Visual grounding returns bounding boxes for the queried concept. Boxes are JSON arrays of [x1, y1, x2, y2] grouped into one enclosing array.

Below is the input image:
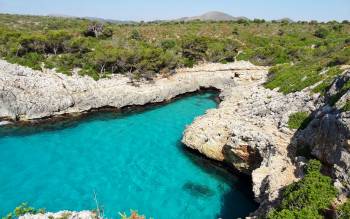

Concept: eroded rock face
[[0, 60, 266, 121], [297, 71, 350, 196], [182, 70, 318, 209]]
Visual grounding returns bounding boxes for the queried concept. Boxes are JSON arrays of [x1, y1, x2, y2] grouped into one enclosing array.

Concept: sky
[[0, 0, 349, 22]]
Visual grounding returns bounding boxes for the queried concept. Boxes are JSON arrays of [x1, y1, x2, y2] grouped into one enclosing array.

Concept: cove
[[0, 92, 257, 219]]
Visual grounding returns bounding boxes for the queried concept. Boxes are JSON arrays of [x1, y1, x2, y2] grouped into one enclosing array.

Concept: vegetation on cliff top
[[0, 14, 349, 87], [267, 160, 337, 219], [2, 203, 45, 219]]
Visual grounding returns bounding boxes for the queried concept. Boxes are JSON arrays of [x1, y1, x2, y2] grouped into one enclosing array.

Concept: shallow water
[[0, 92, 257, 219]]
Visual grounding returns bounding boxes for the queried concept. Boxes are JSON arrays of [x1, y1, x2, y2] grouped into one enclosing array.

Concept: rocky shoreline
[[1, 59, 350, 218], [182, 66, 319, 216], [0, 59, 266, 121]]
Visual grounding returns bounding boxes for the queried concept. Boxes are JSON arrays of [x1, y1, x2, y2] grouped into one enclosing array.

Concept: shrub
[[267, 160, 337, 219], [2, 203, 45, 219], [342, 101, 350, 112], [130, 29, 142, 40], [181, 35, 208, 62], [160, 39, 176, 50], [6, 52, 44, 70], [288, 112, 311, 130], [83, 22, 113, 39], [314, 27, 329, 38], [119, 211, 147, 219], [206, 39, 239, 63], [337, 200, 350, 219], [46, 30, 71, 55]]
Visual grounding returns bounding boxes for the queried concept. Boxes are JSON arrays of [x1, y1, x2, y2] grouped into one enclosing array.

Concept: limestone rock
[[182, 70, 317, 207], [0, 59, 266, 121], [297, 72, 350, 195], [19, 211, 98, 219]]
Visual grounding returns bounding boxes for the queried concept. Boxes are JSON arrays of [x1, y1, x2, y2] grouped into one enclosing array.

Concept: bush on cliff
[[2, 203, 45, 219], [337, 200, 350, 219], [119, 211, 148, 219], [267, 160, 337, 219], [287, 111, 311, 130]]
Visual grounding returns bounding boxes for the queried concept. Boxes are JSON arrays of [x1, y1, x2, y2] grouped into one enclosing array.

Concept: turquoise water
[[0, 92, 257, 219]]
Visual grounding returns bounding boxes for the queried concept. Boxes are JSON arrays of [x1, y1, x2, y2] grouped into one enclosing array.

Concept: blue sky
[[0, 0, 349, 21]]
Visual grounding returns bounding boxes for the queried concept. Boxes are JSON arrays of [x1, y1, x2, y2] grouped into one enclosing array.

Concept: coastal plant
[[119, 211, 148, 219], [1, 203, 45, 219], [287, 112, 311, 130], [337, 200, 350, 219], [267, 160, 337, 219], [342, 101, 350, 112]]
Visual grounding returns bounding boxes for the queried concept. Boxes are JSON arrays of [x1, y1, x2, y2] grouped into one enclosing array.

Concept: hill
[[178, 11, 248, 21]]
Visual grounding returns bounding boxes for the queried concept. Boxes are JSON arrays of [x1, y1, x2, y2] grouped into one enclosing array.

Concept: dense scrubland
[[0, 14, 349, 93]]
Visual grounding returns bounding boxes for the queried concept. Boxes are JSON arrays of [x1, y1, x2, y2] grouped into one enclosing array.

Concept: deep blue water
[[0, 92, 257, 219]]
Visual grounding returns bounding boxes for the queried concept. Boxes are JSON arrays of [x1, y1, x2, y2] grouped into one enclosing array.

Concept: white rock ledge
[[19, 211, 97, 219], [0, 60, 267, 121]]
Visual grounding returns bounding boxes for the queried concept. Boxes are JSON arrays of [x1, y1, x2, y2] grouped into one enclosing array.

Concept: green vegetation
[[119, 211, 149, 219], [342, 101, 350, 111], [287, 111, 311, 130], [337, 200, 350, 219], [0, 14, 349, 85], [267, 160, 337, 219], [2, 203, 45, 219], [326, 79, 350, 106]]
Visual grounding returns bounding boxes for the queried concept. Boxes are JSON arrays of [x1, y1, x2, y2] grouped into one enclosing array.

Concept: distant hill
[[275, 17, 294, 23], [178, 11, 248, 22], [47, 14, 136, 24]]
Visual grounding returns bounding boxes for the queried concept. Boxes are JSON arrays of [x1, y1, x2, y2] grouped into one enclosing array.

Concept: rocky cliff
[[182, 67, 318, 215], [296, 70, 350, 201], [0, 60, 266, 121]]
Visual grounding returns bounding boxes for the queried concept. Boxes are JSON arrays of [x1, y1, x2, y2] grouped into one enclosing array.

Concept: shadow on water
[[177, 141, 259, 218]]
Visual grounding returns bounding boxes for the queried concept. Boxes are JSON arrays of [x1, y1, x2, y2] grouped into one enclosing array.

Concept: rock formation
[[182, 66, 318, 215], [0, 59, 266, 121], [296, 70, 350, 199]]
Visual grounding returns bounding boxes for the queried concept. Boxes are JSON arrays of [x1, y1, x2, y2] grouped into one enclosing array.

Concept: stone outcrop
[[0, 59, 266, 121], [19, 211, 98, 219], [297, 70, 350, 198], [182, 65, 318, 215]]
